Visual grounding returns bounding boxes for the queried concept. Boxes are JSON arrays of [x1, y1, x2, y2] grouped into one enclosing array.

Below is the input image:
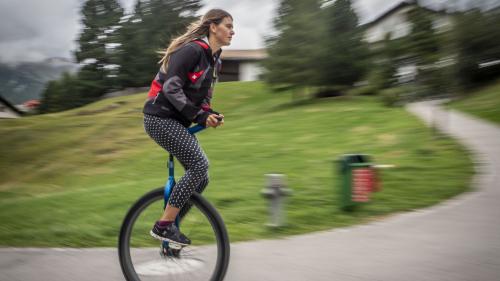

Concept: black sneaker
[[150, 223, 191, 246]]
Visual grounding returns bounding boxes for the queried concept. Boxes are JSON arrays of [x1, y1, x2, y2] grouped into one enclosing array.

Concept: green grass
[[0, 81, 474, 247], [448, 80, 500, 125]]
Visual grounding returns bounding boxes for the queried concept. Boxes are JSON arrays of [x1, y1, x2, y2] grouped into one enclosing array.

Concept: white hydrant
[[261, 174, 292, 227]]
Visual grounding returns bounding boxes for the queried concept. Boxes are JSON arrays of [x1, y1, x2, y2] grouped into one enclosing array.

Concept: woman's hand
[[206, 114, 224, 128]]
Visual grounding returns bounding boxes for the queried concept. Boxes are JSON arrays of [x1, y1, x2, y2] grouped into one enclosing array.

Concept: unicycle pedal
[[168, 241, 183, 250], [161, 246, 181, 258]]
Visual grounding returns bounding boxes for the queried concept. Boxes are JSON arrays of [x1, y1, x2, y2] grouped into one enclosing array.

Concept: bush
[[314, 85, 349, 98], [348, 84, 379, 96], [454, 10, 500, 91], [380, 87, 407, 107], [349, 68, 396, 96]]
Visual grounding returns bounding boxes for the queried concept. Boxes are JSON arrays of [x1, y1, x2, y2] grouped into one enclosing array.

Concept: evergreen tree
[[454, 9, 500, 91], [74, 0, 124, 92], [39, 80, 61, 113], [115, 1, 145, 87], [405, 5, 442, 96], [406, 6, 440, 65], [320, 0, 367, 87], [373, 35, 399, 90], [59, 72, 83, 109], [261, 0, 323, 92], [39, 0, 123, 112], [39, 73, 87, 113], [117, 0, 201, 87]]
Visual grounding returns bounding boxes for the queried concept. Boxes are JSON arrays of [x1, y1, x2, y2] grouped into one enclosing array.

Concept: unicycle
[[118, 123, 230, 281]]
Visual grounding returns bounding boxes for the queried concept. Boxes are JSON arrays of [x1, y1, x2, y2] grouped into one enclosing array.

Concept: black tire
[[118, 187, 230, 281]]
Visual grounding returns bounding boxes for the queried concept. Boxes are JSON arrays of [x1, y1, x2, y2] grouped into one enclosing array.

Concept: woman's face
[[211, 17, 235, 46]]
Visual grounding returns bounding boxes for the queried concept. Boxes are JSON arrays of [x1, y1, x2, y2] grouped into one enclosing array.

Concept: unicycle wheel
[[118, 187, 230, 281]]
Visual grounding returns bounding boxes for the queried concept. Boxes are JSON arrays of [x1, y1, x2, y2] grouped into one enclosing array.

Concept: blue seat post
[[164, 154, 175, 208], [162, 154, 178, 250], [168, 154, 175, 178]]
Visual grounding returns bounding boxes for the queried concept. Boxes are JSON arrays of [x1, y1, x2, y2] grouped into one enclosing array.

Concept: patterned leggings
[[143, 114, 209, 209]]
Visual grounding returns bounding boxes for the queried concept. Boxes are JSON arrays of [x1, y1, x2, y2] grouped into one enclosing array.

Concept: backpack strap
[[193, 40, 209, 50]]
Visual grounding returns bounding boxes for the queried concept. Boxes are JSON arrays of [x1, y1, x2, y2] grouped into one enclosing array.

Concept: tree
[[371, 35, 399, 91], [406, 6, 440, 65], [117, 0, 201, 87], [454, 8, 500, 91], [75, 0, 124, 92], [39, 0, 204, 112], [39, 73, 82, 113], [404, 5, 444, 97], [39, 0, 124, 112], [319, 0, 367, 87], [261, 0, 324, 94], [75, 0, 124, 66], [39, 80, 61, 113], [115, 1, 147, 87]]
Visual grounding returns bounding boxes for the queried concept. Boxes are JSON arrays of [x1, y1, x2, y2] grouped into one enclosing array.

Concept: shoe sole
[[149, 230, 190, 249]]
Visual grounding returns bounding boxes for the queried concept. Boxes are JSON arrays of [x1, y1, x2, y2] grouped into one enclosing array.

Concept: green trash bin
[[338, 154, 378, 211]]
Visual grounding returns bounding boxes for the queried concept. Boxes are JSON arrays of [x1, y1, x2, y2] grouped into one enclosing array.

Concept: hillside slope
[[0, 81, 473, 246], [448, 80, 500, 125]]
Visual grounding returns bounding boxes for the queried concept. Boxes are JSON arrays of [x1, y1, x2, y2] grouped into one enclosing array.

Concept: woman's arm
[[199, 56, 223, 123]]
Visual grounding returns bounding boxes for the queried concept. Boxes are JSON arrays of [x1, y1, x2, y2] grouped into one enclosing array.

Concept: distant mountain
[[0, 58, 79, 105]]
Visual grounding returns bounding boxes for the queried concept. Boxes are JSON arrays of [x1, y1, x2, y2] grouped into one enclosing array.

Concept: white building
[[362, 1, 455, 83], [364, 0, 453, 44], [220, 49, 267, 82]]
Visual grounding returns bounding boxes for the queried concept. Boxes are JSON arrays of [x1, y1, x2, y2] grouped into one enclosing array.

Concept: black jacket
[[143, 39, 222, 127]]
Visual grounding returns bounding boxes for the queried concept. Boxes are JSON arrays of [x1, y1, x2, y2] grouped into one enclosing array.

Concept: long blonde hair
[[159, 9, 233, 73]]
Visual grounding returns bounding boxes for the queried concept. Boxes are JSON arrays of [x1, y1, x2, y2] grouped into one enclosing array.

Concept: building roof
[[0, 95, 23, 116], [363, 0, 449, 28], [221, 49, 268, 61]]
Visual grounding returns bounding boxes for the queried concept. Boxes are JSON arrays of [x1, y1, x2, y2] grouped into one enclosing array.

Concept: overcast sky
[[0, 0, 470, 64]]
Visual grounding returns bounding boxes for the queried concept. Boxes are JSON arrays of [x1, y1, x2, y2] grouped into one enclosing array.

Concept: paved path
[[1, 101, 500, 281]]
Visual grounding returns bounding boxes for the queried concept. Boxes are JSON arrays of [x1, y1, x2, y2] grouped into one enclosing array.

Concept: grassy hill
[[0, 81, 473, 246], [447, 80, 500, 125]]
